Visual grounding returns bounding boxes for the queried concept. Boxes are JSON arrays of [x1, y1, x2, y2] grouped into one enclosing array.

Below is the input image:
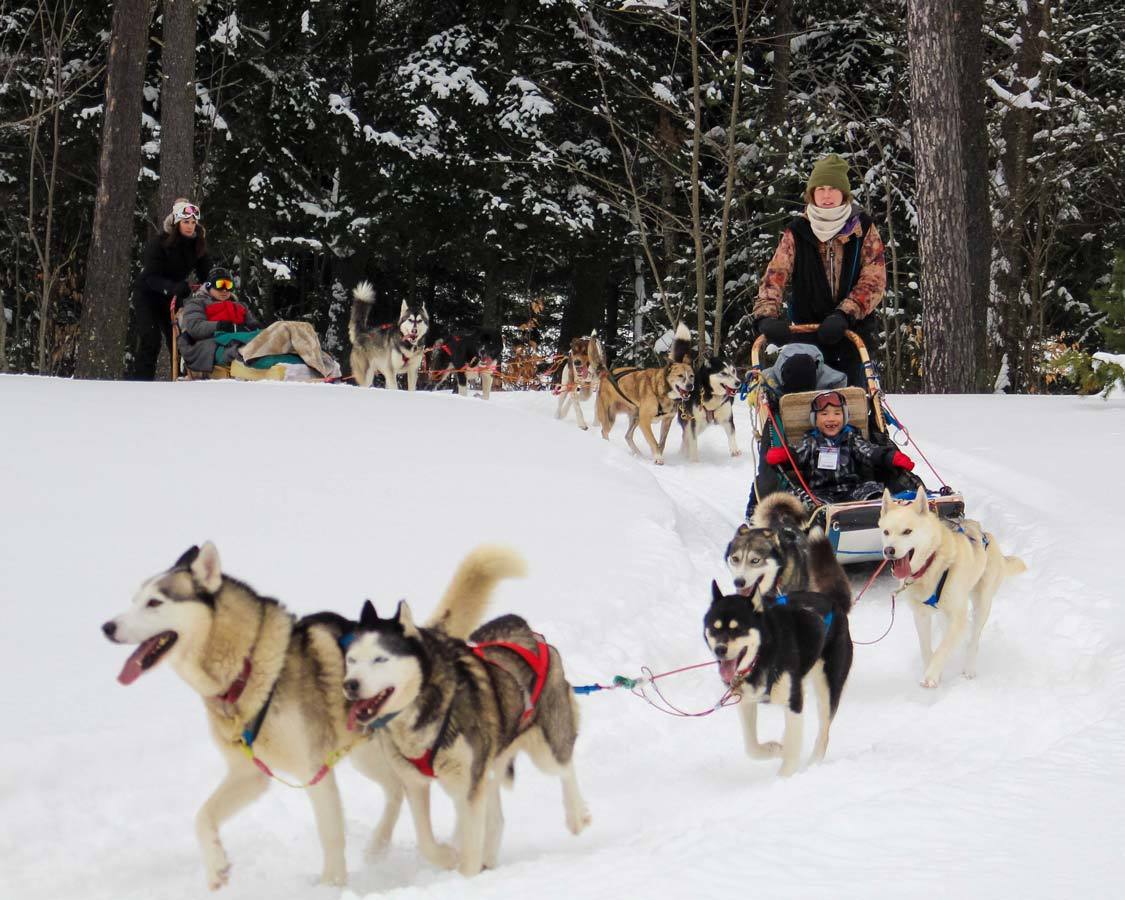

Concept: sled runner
[[749, 324, 964, 564]]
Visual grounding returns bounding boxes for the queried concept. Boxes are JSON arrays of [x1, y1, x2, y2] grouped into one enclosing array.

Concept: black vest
[[786, 210, 874, 335]]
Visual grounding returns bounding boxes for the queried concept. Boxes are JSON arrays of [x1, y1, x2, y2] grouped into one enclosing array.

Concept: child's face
[[815, 404, 845, 436]]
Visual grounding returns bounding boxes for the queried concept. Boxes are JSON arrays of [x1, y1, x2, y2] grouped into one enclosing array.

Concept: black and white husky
[[678, 353, 742, 461], [349, 281, 430, 390], [428, 326, 503, 399], [703, 575, 852, 777]]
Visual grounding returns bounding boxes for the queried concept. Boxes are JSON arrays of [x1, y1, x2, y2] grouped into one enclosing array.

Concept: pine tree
[[1093, 252, 1125, 353]]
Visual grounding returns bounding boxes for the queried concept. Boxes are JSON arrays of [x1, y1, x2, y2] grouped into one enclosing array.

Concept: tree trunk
[[561, 249, 610, 349], [157, 0, 197, 222], [766, 0, 793, 129], [954, 0, 992, 390], [481, 247, 502, 332], [75, 0, 154, 380], [0, 289, 7, 373], [906, 0, 975, 392]]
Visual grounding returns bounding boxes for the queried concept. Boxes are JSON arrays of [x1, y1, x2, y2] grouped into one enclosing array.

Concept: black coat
[[133, 232, 211, 305]]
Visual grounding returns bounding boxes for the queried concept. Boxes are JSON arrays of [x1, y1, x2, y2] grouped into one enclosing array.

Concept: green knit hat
[[805, 154, 852, 201]]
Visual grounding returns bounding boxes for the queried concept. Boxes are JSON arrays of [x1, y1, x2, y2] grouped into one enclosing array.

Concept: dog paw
[[580, 425, 589, 431], [206, 864, 231, 891], [423, 842, 459, 871], [962, 669, 976, 680], [731, 449, 742, 457], [365, 830, 393, 861], [319, 866, 347, 887], [566, 805, 592, 835], [653, 458, 665, 466], [919, 677, 939, 689], [748, 741, 783, 759]]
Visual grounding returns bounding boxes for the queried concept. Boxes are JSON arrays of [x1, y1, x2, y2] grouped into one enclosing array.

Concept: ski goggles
[[810, 390, 846, 412], [172, 203, 201, 223], [212, 277, 234, 291]]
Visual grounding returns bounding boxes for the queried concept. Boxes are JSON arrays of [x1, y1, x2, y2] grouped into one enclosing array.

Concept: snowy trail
[[1, 376, 1123, 900]]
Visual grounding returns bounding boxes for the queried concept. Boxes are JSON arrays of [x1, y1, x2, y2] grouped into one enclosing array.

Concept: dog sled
[[748, 324, 964, 564], [170, 297, 340, 382]]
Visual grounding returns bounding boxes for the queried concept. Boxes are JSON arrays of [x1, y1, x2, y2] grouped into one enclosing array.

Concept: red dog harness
[[404, 638, 551, 778]]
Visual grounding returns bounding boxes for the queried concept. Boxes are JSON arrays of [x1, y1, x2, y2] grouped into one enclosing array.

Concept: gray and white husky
[[100, 542, 515, 889], [342, 553, 591, 877], [349, 280, 430, 390]]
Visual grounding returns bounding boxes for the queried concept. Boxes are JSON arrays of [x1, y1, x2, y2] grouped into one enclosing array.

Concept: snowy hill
[[1, 376, 1123, 900]]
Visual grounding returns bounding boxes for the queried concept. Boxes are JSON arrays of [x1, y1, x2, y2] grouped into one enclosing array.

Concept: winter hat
[[206, 267, 236, 291], [805, 155, 851, 202], [163, 198, 203, 234], [809, 389, 849, 427], [779, 353, 818, 393]]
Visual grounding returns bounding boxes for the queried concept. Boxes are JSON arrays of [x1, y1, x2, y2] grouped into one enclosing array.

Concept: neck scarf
[[806, 202, 852, 243]]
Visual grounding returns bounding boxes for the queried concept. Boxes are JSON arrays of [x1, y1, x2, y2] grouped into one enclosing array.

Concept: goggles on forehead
[[173, 204, 201, 223], [811, 390, 846, 412], [212, 278, 234, 291]]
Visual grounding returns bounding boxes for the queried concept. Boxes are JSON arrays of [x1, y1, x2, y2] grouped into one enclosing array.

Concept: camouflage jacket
[[753, 209, 886, 324], [791, 425, 895, 499]]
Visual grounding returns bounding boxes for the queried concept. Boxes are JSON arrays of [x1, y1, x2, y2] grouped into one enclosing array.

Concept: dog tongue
[[718, 659, 737, 685], [347, 695, 385, 732], [891, 556, 913, 579], [117, 635, 163, 685]]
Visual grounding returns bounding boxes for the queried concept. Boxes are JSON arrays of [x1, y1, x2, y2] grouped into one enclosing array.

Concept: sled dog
[[677, 352, 741, 461], [704, 577, 851, 776], [555, 332, 607, 430], [349, 280, 430, 390], [429, 326, 503, 399], [595, 322, 694, 465], [879, 489, 1027, 688], [101, 542, 517, 888], [342, 555, 590, 877], [726, 492, 852, 605]]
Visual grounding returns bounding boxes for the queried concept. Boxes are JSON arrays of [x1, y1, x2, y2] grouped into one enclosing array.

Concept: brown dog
[[555, 332, 606, 430], [596, 324, 694, 465]]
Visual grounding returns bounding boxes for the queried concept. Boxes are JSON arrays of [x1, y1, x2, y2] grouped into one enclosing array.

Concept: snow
[[1, 377, 1123, 899]]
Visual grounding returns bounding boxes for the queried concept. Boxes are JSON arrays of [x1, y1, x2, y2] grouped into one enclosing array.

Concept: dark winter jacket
[[133, 231, 211, 307], [178, 287, 261, 372], [791, 424, 895, 501]]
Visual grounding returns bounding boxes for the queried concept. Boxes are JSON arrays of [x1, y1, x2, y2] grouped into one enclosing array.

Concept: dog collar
[[363, 710, 400, 731], [905, 552, 938, 583], [215, 657, 252, 704]]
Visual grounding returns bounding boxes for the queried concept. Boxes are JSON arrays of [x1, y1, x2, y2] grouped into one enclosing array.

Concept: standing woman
[[752, 154, 886, 387], [127, 198, 212, 380]]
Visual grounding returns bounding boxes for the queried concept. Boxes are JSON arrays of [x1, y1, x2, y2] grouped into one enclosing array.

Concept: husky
[[726, 492, 852, 604], [342, 564, 591, 877], [704, 579, 850, 776], [349, 280, 430, 390], [879, 489, 1027, 688], [428, 326, 504, 399], [675, 350, 741, 462], [101, 542, 520, 888], [595, 323, 694, 465], [555, 331, 607, 430]]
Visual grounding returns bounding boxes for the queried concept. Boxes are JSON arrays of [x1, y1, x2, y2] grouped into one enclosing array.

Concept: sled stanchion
[[880, 396, 950, 490]]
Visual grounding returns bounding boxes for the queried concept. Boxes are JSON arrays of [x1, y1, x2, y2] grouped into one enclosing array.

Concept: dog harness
[[402, 638, 551, 779], [772, 594, 834, 630], [215, 656, 253, 704]]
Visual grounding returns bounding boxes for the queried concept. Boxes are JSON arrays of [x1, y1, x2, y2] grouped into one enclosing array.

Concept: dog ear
[[174, 545, 200, 569], [191, 541, 222, 594], [359, 599, 378, 629], [399, 300, 409, 318], [711, 580, 724, 603], [880, 488, 894, 516], [736, 523, 751, 536], [912, 489, 929, 515], [393, 600, 419, 637]]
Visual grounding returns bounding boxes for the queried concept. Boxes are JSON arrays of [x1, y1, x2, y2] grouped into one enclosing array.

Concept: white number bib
[[817, 446, 840, 470]]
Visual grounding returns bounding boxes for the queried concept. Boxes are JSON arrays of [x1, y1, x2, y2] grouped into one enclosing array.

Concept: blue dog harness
[[772, 594, 835, 630]]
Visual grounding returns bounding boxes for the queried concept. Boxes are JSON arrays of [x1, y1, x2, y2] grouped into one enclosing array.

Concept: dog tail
[[349, 280, 376, 344], [670, 321, 693, 364], [427, 545, 528, 639], [808, 526, 852, 613], [751, 491, 807, 532], [1004, 554, 1027, 577]]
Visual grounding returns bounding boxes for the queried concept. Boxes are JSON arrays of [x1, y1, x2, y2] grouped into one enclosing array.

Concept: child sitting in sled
[[764, 389, 915, 504]]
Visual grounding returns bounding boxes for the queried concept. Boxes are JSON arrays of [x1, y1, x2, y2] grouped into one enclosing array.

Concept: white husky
[[879, 490, 1026, 688]]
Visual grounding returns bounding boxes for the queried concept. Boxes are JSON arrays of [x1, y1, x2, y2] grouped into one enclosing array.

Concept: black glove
[[214, 322, 236, 333], [755, 317, 791, 345], [173, 280, 191, 299], [816, 311, 851, 346]]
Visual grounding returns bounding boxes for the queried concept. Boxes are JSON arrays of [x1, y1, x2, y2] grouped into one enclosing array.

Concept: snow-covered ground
[[1, 375, 1122, 900]]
